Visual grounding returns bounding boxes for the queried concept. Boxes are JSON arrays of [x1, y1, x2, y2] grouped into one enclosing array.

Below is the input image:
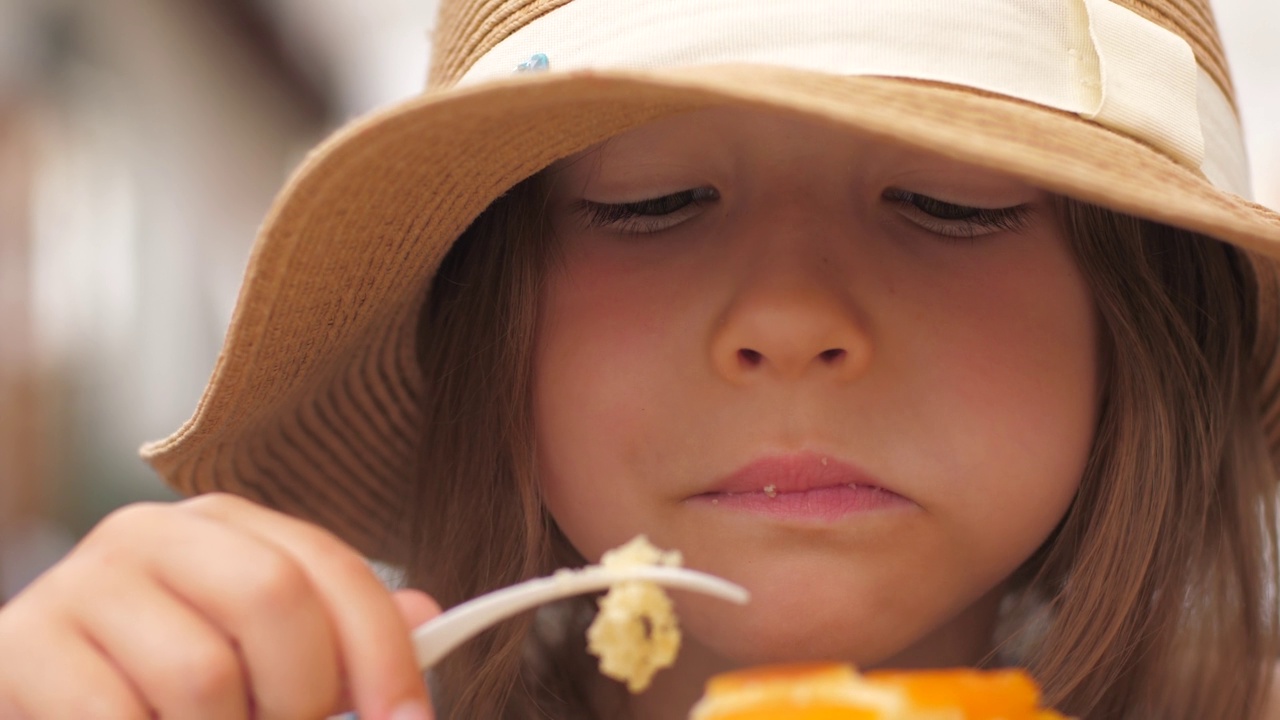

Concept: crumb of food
[[821, 457, 828, 467], [763, 484, 778, 498], [585, 535, 683, 693]]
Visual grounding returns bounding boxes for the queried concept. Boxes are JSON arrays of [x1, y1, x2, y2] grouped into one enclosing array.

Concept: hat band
[[457, 0, 1251, 199]]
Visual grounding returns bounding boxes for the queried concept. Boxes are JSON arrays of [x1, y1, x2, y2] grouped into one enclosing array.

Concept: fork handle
[[410, 565, 748, 669]]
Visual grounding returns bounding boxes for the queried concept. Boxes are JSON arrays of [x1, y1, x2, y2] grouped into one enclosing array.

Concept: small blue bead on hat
[[515, 53, 550, 73]]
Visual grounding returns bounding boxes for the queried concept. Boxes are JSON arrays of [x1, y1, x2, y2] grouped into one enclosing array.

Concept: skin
[[0, 494, 440, 720], [534, 107, 1100, 718]]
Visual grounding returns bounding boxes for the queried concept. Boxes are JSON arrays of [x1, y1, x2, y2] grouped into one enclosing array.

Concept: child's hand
[[0, 493, 439, 720]]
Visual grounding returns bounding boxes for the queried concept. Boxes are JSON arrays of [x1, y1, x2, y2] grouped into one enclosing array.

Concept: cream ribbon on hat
[[456, 0, 1252, 199]]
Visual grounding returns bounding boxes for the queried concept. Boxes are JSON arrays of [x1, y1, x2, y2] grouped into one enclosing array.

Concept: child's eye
[[576, 187, 719, 234], [883, 188, 1032, 239]]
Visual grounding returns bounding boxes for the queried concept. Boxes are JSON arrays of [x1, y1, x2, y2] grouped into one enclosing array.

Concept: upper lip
[[703, 451, 894, 496]]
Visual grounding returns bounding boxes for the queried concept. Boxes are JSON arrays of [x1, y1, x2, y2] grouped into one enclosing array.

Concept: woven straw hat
[[142, 0, 1280, 561]]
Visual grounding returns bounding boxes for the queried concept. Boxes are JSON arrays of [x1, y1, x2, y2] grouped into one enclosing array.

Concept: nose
[[710, 267, 873, 385]]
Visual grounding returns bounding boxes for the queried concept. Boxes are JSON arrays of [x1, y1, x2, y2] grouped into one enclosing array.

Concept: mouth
[[688, 452, 914, 521]]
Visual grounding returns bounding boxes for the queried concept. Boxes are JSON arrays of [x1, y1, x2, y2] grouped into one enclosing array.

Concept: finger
[[182, 495, 433, 720], [391, 590, 443, 631], [141, 510, 343, 718], [78, 502, 342, 719], [0, 606, 151, 720], [70, 567, 249, 720], [332, 589, 444, 718]]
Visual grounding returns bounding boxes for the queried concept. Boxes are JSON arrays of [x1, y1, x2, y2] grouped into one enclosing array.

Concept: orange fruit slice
[[690, 662, 1067, 719]]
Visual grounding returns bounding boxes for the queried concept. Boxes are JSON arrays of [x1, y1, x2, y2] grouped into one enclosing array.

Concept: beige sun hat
[[141, 0, 1280, 562]]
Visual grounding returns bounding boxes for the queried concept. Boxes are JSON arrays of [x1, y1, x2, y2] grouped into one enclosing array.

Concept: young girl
[[2, 0, 1279, 718]]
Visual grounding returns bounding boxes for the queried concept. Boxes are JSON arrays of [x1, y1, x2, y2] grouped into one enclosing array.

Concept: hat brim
[[140, 65, 1280, 560]]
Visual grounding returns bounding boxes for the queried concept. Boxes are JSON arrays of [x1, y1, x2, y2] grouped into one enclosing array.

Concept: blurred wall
[[0, 0, 1276, 599], [0, 0, 331, 597]]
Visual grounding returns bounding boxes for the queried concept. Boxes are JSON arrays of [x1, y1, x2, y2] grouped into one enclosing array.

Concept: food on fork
[[576, 539, 1067, 719], [584, 535, 684, 692], [689, 662, 1069, 719]]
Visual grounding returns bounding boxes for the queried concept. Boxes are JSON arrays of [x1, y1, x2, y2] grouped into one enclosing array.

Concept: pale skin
[[2, 107, 1265, 719], [0, 495, 441, 720], [534, 107, 1099, 717]]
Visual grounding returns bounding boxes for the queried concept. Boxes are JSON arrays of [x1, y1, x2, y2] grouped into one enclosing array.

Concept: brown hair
[[1002, 200, 1280, 718], [405, 175, 1280, 719]]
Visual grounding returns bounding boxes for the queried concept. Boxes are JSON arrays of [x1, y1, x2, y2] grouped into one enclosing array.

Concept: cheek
[[531, 259, 682, 556], [535, 259, 673, 441], [904, 239, 1098, 550]]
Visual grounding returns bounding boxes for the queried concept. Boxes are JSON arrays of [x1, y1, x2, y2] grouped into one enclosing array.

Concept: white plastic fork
[[410, 565, 750, 670]]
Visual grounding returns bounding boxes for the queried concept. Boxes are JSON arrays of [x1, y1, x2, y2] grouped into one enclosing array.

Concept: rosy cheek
[[890, 232, 1095, 504], [535, 270, 660, 507]]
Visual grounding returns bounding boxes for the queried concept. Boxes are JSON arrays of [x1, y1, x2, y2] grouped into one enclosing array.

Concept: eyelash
[[883, 188, 1032, 239], [576, 187, 719, 234], [575, 187, 1032, 240]]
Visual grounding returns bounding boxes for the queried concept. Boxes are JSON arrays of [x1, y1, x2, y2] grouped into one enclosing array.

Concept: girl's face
[[534, 107, 1098, 676]]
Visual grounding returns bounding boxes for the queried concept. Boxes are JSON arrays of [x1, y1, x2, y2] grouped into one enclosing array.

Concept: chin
[[675, 592, 924, 670]]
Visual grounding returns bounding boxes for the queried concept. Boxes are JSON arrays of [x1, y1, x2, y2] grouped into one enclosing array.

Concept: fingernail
[[389, 700, 432, 720]]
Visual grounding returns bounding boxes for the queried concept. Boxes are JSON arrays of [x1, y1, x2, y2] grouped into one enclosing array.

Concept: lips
[[705, 452, 893, 496], [691, 452, 913, 520]]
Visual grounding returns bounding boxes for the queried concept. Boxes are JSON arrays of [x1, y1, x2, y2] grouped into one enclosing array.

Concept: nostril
[[739, 348, 764, 367], [819, 348, 846, 363]]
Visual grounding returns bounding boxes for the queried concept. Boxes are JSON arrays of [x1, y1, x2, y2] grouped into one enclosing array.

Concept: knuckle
[[0, 597, 36, 641], [89, 502, 167, 543], [238, 550, 311, 611], [291, 519, 352, 555], [291, 523, 377, 585], [325, 542, 378, 584], [182, 491, 246, 514], [169, 640, 242, 704]]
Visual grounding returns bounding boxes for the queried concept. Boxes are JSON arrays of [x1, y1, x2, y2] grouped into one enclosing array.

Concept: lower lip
[[690, 484, 913, 522]]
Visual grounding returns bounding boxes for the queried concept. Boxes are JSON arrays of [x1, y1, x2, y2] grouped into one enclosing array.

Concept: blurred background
[[0, 0, 1277, 600]]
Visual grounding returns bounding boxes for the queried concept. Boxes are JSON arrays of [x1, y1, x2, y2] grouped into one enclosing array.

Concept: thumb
[[392, 589, 443, 631]]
